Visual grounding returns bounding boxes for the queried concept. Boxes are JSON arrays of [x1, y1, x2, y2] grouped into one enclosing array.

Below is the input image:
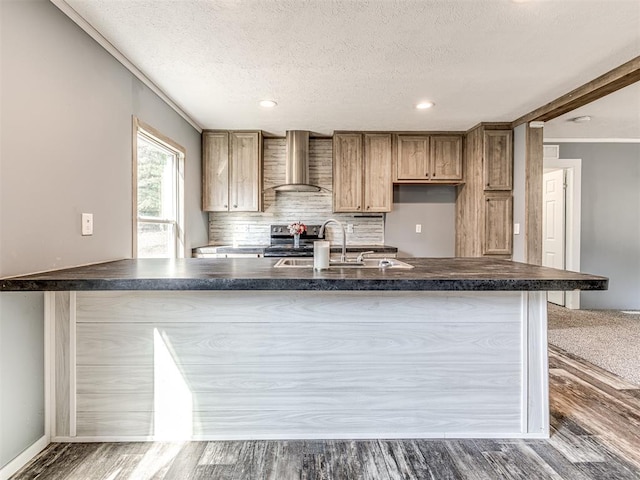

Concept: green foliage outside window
[[137, 136, 173, 219]]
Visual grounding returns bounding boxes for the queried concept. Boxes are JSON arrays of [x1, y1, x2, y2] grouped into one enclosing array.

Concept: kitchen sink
[[273, 258, 414, 269]]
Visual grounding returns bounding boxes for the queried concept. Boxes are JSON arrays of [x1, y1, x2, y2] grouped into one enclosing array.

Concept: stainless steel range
[[263, 224, 322, 257]]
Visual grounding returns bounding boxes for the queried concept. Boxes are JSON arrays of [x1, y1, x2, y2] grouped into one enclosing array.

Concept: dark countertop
[[192, 244, 398, 255], [193, 245, 268, 255], [0, 258, 608, 292]]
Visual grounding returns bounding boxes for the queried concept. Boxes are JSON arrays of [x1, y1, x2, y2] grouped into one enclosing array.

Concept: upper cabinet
[[364, 133, 393, 212], [431, 135, 463, 181], [395, 135, 429, 181], [230, 132, 262, 211], [333, 133, 392, 213], [202, 131, 229, 212], [333, 133, 363, 212], [394, 134, 463, 183], [202, 130, 263, 212], [483, 130, 513, 190]]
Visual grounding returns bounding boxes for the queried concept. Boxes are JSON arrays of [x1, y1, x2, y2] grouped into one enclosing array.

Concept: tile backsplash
[[208, 138, 385, 246]]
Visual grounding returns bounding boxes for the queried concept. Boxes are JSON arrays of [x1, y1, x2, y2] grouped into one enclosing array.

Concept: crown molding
[[50, 0, 202, 133]]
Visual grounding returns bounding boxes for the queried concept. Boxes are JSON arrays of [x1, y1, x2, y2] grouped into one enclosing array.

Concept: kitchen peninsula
[[1, 258, 607, 441]]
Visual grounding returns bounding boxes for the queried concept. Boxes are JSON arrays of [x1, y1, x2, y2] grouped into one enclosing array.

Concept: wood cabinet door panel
[[484, 130, 512, 190], [484, 193, 513, 255], [396, 135, 430, 180], [430, 135, 463, 181], [364, 133, 392, 212], [333, 134, 363, 212], [202, 132, 229, 211], [230, 132, 261, 212]]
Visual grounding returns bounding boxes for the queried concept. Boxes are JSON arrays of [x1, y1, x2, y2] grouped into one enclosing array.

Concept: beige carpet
[[547, 303, 640, 386]]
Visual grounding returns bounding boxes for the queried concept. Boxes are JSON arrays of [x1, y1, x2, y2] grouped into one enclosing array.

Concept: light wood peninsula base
[[48, 290, 549, 441]]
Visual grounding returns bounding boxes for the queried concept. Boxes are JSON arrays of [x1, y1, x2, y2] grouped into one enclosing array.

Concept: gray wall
[[0, 294, 44, 468], [558, 143, 640, 309], [0, 0, 206, 469], [1, 0, 206, 278], [384, 185, 456, 257]]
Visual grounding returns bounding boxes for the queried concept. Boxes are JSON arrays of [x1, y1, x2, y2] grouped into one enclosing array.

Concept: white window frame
[[132, 117, 185, 258]]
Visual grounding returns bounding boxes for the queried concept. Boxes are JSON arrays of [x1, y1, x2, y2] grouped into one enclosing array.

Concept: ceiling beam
[[511, 56, 640, 128]]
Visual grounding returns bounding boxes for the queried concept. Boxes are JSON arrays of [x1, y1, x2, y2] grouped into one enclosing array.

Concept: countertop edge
[[1, 278, 608, 292], [0, 258, 609, 292]]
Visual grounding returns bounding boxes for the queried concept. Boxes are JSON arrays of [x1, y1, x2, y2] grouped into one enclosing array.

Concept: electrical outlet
[[346, 223, 354, 234], [415, 224, 422, 234], [514, 223, 520, 235], [82, 213, 93, 236]]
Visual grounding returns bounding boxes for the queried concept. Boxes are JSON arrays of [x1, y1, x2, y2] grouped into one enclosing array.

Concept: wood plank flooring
[[12, 345, 640, 480]]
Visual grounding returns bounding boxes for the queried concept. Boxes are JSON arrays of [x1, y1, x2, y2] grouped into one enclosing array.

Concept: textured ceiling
[[60, 0, 640, 137]]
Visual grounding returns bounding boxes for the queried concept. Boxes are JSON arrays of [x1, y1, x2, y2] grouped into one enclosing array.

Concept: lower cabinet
[[483, 193, 513, 255]]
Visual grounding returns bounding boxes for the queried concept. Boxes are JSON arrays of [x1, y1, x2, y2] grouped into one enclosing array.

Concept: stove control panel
[[270, 224, 321, 238]]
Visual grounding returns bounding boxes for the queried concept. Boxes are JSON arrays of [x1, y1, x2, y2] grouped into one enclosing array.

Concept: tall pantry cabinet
[[456, 124, 513, 257]]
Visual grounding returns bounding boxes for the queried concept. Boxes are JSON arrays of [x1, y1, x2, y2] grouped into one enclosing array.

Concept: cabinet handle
[[433, 173, 436, 177], [224, 204, 228, 208], [486, 183, 490, 187], [367, 206, 371, 210], [233, 204, 238, 208], [357, 205, 361, 210]]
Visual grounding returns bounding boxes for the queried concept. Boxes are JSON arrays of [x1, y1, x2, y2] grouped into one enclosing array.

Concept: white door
[[543, 169, 566, 305]]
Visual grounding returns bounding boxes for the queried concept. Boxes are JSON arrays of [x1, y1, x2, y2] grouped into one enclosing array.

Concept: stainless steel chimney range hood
[[272, 130, 322, 192]]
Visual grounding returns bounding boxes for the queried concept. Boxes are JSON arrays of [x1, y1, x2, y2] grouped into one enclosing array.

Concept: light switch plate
[[514, 223, 520, 235], [415, 224, 422, 233], [82, 213, 93, 236]]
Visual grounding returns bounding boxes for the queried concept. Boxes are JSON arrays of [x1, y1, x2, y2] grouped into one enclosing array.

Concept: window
[[134, 119, 185, 258]]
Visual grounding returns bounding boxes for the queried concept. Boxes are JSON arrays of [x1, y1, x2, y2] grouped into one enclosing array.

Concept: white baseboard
[[52, 431, 549, 442], [0, 436, 50, 480]]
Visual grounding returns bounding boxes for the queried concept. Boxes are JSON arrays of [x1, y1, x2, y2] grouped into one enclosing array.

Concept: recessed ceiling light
[[416, 102, 435, 110], [571, 115, 592, 123], [259, 100, 277, 108]]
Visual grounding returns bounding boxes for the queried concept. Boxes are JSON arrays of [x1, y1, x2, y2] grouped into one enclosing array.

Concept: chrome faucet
[[319, 219, 346, 263], [356, 250, 375, 263]]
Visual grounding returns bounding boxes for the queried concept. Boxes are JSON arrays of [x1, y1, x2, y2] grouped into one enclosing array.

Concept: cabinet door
[[202, 131, 229, 211], [430, 135, 463, 181], [363, 133, 392, 212], [484, 130, 512, 190], [230, 132, 262, 212], [395, 135, 430, 180], [483, 193, 513, 255], [333, 134, 363, 212]]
